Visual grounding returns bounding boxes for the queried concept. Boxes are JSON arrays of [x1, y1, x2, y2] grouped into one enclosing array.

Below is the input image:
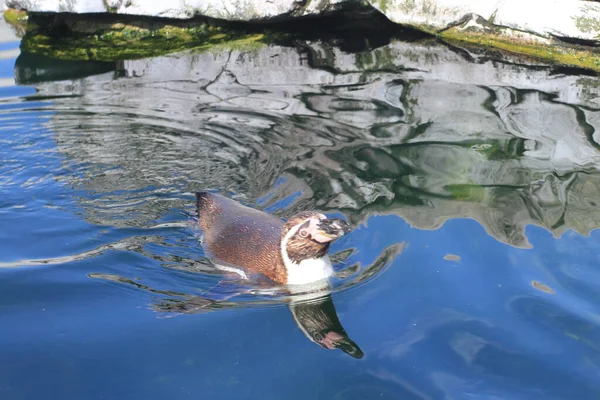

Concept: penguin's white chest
[[284, 255, 334, 286], [279, 220, 335, 286]]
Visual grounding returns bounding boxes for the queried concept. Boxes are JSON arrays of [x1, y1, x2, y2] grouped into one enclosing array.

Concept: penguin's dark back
[[195, 192, 288, 284]]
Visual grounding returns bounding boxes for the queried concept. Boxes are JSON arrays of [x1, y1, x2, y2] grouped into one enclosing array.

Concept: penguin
[[195, 191, 352, 286]]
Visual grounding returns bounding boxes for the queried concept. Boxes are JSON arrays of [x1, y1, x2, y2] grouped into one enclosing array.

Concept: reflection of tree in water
[[30, 38, 600, 247]]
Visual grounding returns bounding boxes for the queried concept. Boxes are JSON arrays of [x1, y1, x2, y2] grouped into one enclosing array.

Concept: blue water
[[3, 23, 600, 400]]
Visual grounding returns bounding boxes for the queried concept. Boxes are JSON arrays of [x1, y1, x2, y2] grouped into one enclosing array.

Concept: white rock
[[6, 0, 600, 47], [368, 0, 600, 41], [5, 0, 106, 13], [5, 0, 349, 20]]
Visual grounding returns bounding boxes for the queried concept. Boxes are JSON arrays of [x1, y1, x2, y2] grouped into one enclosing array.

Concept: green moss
[[374, 0, 393, 14], [404, 22, 438, 35], [203, 33, 266, 53], [574, 7, 600, 39], [2, 8, 28, 37], [445, 184, 486, 202], [3, 8, 27, 25], [440, 26, 600, 73], [19, 14, 273, 61], [102, 0, 117, 13]]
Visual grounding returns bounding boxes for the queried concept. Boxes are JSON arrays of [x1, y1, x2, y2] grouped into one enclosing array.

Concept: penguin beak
[[312, 218, 352, 243]]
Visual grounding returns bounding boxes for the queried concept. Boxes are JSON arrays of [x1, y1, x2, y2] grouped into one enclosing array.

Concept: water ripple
[[5, 22, 600, 397]]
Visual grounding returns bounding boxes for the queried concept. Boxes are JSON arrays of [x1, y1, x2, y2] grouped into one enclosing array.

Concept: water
[[2, 17, 600, 399]]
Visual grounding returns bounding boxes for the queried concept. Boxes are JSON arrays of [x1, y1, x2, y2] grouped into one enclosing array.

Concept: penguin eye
[[299, 229, 309, 238]]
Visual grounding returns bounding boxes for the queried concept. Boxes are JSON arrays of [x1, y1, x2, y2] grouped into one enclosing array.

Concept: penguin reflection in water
[[193, 191, 363, 359]]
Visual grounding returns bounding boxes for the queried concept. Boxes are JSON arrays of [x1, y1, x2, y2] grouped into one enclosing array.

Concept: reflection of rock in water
[[14, 52, 116, 84], [29, 36, 600, 247], [318, 141, 600, 248]]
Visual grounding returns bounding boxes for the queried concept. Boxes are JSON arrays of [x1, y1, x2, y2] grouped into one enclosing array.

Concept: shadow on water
[[14, 52, 116, 84]]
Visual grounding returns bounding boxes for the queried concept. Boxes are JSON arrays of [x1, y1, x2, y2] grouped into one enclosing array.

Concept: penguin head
[[282, 212, 351, 264]]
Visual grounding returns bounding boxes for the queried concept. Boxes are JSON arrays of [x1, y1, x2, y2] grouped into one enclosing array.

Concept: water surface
[[2, 18, 600, 399]]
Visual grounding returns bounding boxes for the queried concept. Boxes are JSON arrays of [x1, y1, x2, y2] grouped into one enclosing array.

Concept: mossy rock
[[10, 6, 600, 73], [17, 12, 274, 61], [439, 19, 600, 73], [3, 8, 28, 37], [10, 6, 414, 62]]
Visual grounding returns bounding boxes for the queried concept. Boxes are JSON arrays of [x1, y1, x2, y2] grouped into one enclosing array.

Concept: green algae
[[373, 0, 392, 14], [439, 26, 600, 73], [103, 0, 118, 13], [2, 8, 27, 25], [22, 31, 267, 61], [2, 8, 28, 37], [17, 13, 274, 61], [444, 184, 486, 202]]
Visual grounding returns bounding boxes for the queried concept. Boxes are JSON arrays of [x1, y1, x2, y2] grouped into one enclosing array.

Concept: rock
[[4, 0, 352, 20], [366, 0, 600, 71], [4, 0, 106, 14], [12, 8, 403, 61], [14, 52, 114, 84], [6, 0, 600, 72], [367, 0, 600, 41], [6, 0, 600, 44]]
